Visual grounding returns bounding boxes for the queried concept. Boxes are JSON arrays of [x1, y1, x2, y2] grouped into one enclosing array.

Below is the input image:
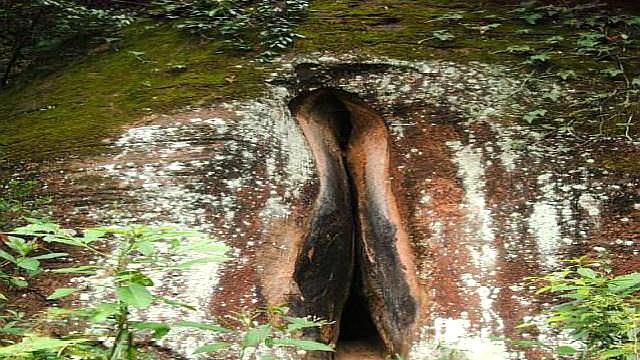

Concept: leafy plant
[[601, 67, 624, 79], [0, 223, 230, 359], [576, 32, 606, 51], [556, 69, 577, 81], [545, 35, 565, 45], [521, 12, 543, 25], [0, 180, 50, 231], [504, 45, 534, 54], [0, 1, 132, 87], [525, 52, 551, 65], [523, 108, 547, 124], [432, 30, 455, 42], [0, 233, 68, 290], [529, 257, 640, 359], [435, 11, 466, 22], [188, 305, 334, 358], [150, 0, 310, 60]]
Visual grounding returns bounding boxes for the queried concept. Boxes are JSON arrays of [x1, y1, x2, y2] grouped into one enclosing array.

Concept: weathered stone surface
[[17, 55, 640, 359]]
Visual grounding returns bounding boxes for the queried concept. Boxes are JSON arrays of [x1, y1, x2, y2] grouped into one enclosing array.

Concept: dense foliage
[[0, 222, 333, 359], [149, 0, 309, 60], [0, 0, 131, 87], [428, 1, 640, 138], [0, 0, 309, 87], [530, 258, 640, 359]]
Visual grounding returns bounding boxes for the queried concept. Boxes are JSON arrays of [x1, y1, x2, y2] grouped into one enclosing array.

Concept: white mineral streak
[[233, 88, 313, 220], [528, 173, 563, 269], [409, 318, 510, 360], [438, 140, 505, 357]]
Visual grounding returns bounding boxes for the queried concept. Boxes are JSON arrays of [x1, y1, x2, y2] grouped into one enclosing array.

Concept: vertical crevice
[[289, 88, 420, 359]]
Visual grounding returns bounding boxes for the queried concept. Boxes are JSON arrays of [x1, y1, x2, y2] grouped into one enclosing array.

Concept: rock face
[[31, 55, 639, 359]]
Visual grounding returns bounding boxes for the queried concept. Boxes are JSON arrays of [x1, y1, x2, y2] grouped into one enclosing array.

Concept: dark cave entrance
[[303, 91, 386, 356], [337, 251, 385, 353], [290, 88, 417, 358]]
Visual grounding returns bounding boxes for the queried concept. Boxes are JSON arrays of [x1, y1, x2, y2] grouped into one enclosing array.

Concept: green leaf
[[544, 35, 564, 44], [242, 324, 272, 348], [0, 248, 16, 263], [576, 267, 597, 280], [81, 229, 106, 243], [505, 45, 533, 54], [193, 342, 231, 354], [116, 283, 154, 308], [631, 77, 640, 88], [432, 30, 455, 41], [435, 11, 465, 21], [608, 272, 640, 294], [601, 67, 624, 79], [136, 241, 154, 256], [526, 53, 551, 65], [32, 252, 68, 260], [50, 265, 97, 274], [89, 302, 119, 322], [157, 296, 196, 311], [16, 257, 40, 271], [521, 13, 543, 25], [117, 270, 154, 286], [600, 349, 629, 359], [625, 16, 640, 26], [557, 69, 577, 81], [9, 222, 60, 236], [130, 321, 170, 338], [175, 240, 229, 254], [272, 338, 334, 352], [47, 288, 79, 300], [556, 345, 578, 355], [523, 109, 547, 124], [0, 336, 85, 355], [175, 320, 229, 333], [175, 256, 228, 269], [577, 32, 604, 49], [542, 89, 561, 102], [10, 277, 28, 287], [284, 316, 328, 332]]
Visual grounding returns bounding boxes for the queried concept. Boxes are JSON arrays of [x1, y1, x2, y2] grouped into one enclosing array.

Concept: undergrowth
[[525, 257, 640, 360], [0, 221, 333, 359]]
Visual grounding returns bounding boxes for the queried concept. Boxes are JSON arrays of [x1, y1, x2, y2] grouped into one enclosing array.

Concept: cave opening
[[336, 246, 385, 357], [299, 91, 386, 357], [290, 88, 417, 359]]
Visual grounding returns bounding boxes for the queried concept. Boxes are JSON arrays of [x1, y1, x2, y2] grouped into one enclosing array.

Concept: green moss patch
[[0, 21, 271, 163]]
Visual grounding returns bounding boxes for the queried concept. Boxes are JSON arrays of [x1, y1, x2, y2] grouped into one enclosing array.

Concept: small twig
[[623, 114, 633, 141]]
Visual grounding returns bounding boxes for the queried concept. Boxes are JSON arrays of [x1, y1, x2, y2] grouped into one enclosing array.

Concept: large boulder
[[21, 55, 639, 359]]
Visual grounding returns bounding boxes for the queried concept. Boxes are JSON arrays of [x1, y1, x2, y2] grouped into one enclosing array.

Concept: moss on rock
[[0, 21, 272, 163], [0, 1, 637, 165]]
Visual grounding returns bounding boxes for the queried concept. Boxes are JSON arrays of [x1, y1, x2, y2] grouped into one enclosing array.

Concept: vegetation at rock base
[[0, 221, 333, 359], [524, 257, 640, 360], [0, 180, 51, 231]]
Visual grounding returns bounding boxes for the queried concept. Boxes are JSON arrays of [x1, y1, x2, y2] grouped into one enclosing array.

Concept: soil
[[335, 340, 385, 360]]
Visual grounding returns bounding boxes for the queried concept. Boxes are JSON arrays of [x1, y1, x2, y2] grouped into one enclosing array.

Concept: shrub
[[531, 257, 640, 359]]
